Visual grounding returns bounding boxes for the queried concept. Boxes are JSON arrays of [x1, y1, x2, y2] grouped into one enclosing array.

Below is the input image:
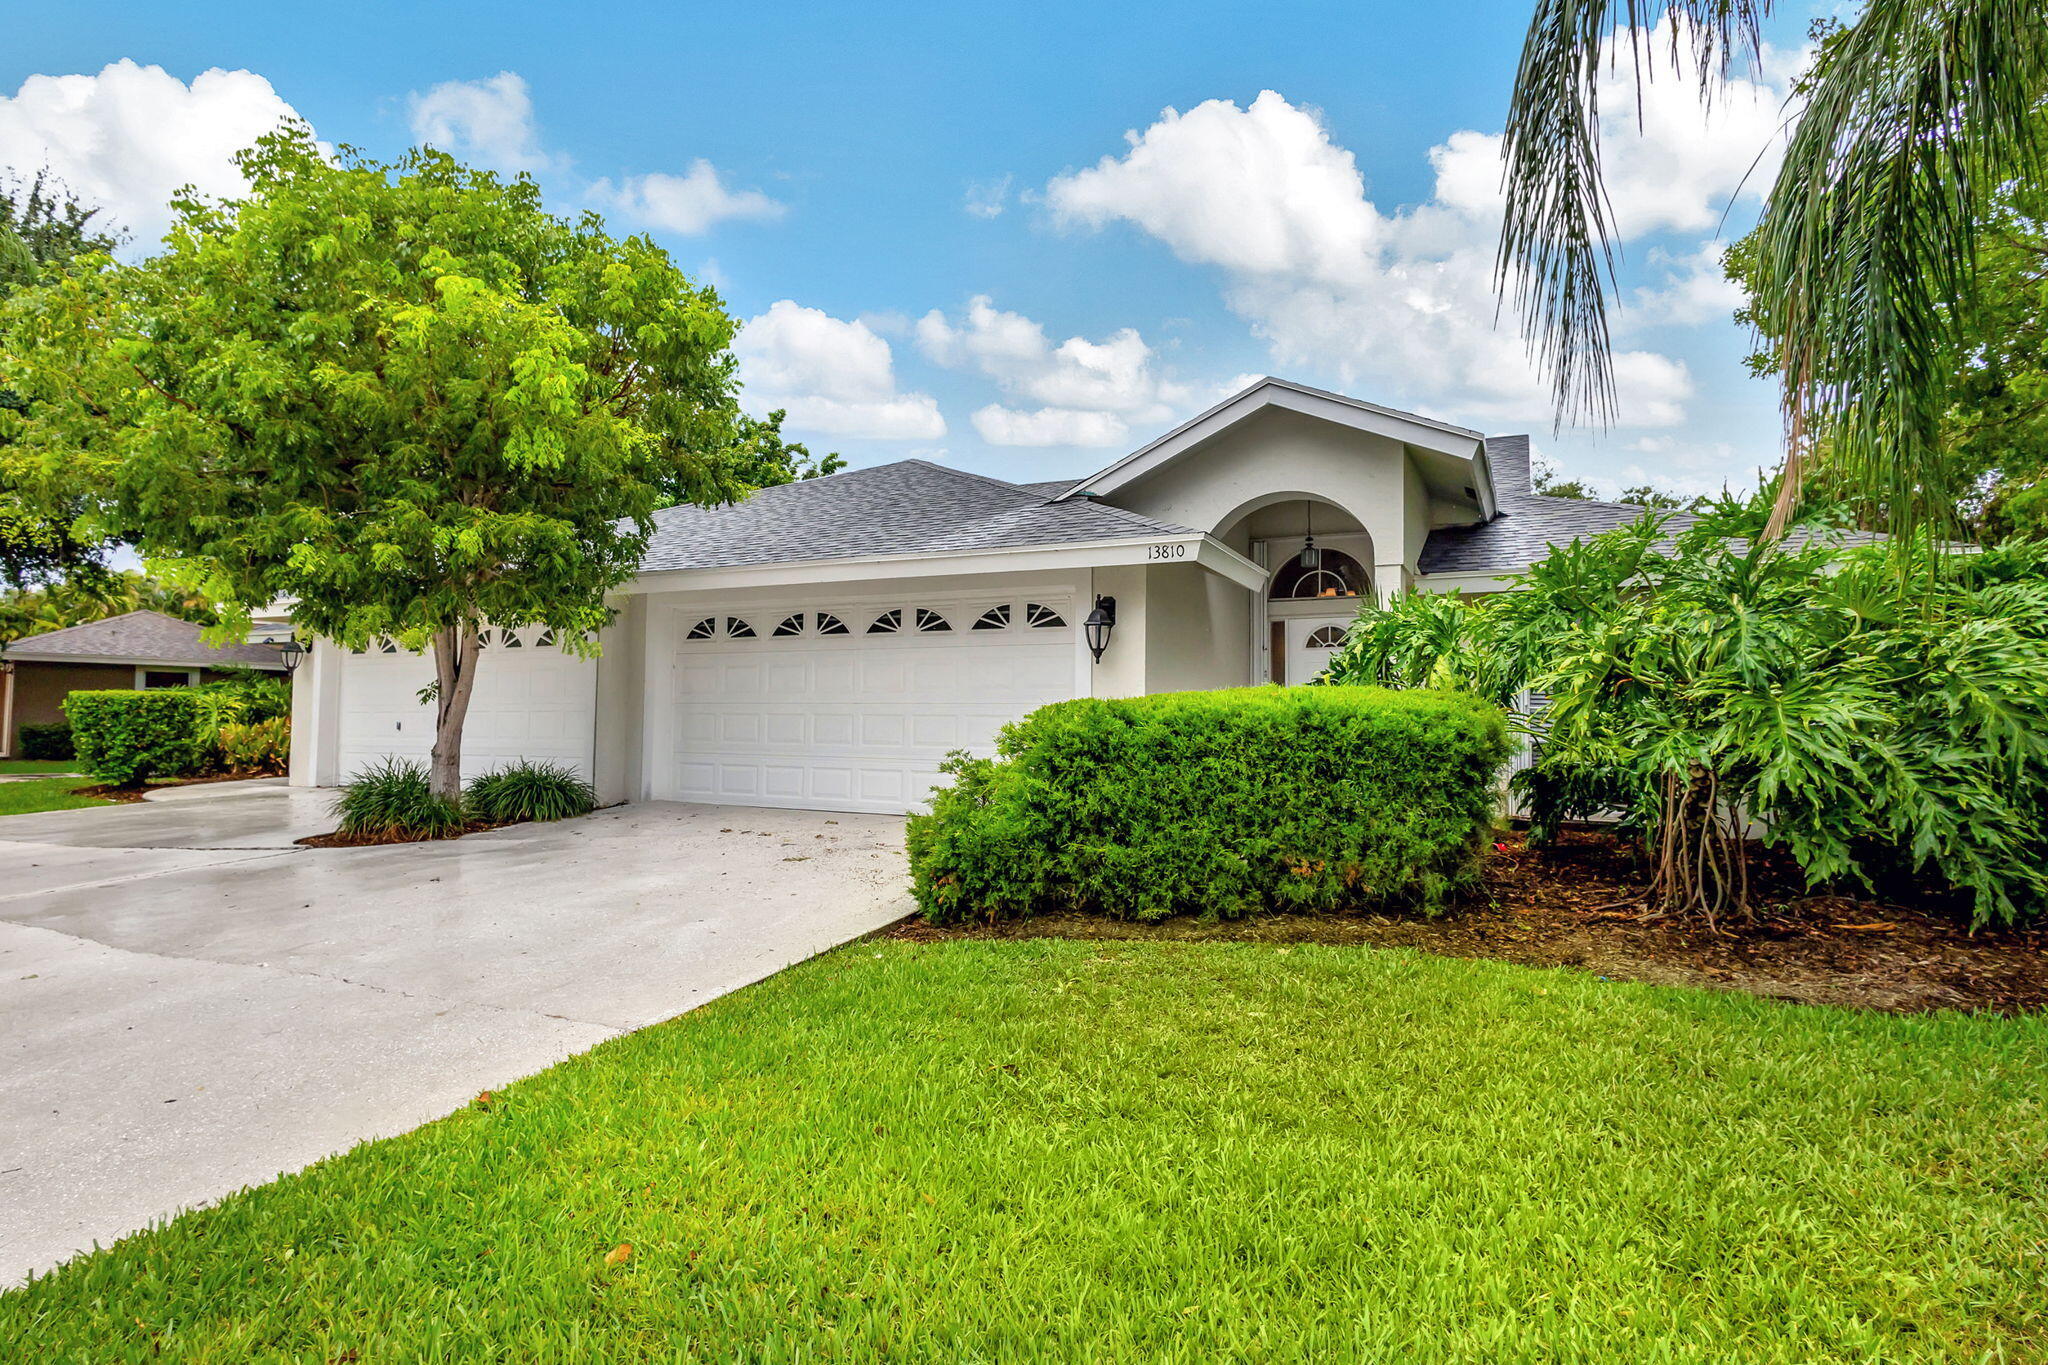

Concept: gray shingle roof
[[638, 460, 1194, 574], [3, 610, 288, 668], [1419, 435, 1697, 575]]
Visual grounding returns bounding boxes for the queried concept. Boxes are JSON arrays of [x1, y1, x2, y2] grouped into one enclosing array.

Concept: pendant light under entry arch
[[1298, 499, 1322, 571]]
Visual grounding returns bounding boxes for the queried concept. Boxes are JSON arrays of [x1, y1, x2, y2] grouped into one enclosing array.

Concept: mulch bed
[[297, 819, 515, 848], [886, 830, 2048, 1015]]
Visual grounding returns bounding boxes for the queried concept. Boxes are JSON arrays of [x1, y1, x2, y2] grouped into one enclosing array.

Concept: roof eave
[[623, 530, 1268, 595]]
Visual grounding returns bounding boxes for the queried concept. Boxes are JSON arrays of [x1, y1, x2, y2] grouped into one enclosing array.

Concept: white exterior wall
[[1143, 563, 1251, 694]]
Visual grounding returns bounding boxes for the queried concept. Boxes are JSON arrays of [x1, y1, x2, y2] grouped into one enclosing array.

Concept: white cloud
[[734, 300, 945, 440], [0, 60, 311, 246], [1630, 242, 1747, 327], [915, 295, 1190, 446], [972, 404, 1130, 447], [963, 174, 1011, 219], [1044, 26, 1793, 432], [588, 160, 784, 235], [407, 72, 556, 174]]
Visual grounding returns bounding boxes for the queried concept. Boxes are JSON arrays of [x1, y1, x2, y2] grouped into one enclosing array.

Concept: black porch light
[[275, 637, 307, 674], [1083, 595, 1117, 662], [1298, 499, 1322, 571]]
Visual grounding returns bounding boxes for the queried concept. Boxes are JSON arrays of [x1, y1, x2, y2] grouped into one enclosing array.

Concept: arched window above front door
[[1270, 548, 1369, 600]]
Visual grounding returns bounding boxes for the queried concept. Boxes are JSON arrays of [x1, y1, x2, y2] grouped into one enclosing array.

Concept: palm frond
[[1498, 0, 1769, 425], [1746, 0, 2048, 538]]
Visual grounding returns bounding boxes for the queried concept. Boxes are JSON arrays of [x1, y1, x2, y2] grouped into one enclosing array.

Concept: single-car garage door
[[336, 626, 598, 783], [661, 592, 1080, 814]]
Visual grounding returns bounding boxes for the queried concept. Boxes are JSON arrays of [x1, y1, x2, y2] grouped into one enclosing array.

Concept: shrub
[[907, 686, 1510, 923], [197, 668, 292, 722], [64, 690, 208, 786], [465, 760, 597, 824], [332, 758, 466, 840], [218, 717, 289, 775], [1324, 497, 2048, 926], [17, 722, 74, 761]]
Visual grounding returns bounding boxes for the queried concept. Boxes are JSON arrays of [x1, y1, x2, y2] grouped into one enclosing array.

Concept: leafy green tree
[[714, 408, 845, 494], [0, 128, 744, 800], [0, 570, 216, 647], [1498, 1, 2048, 542], [0, 172, 124, 585]]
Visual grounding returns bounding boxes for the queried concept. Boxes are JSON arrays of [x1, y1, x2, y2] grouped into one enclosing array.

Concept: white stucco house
[[288, 377, 1651, 814]]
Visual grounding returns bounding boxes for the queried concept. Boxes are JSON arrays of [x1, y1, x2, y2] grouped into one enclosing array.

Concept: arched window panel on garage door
[[868, 609, 902, 634], [686, 617, 716, 640], [972, 604, 1011, 630], [725, 617, 756, 639], [915, 608, 951, 633], [1026, 603, 1067, 628], [773, 614, 805, 637], [816, 612, 849, 635]]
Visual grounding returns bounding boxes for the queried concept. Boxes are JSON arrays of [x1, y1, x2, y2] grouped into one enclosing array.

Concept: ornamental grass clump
[[332, 758, 466, 841], [464, 760, 597, 824], [908, 685, 1510, 923]]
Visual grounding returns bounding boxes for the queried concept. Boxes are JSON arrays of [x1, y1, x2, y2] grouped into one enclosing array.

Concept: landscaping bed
[[3, 940, 2040, 1361], [892, 830, 2048, 1015]]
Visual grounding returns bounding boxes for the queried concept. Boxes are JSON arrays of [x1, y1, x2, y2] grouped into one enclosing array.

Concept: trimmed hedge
[[64, 690, 208, 786], [908, 685, 1511, 923], [17, 722, 74, 761]]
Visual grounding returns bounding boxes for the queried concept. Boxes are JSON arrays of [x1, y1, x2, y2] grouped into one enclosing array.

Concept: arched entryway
[[1211, 497, 1373, 685]]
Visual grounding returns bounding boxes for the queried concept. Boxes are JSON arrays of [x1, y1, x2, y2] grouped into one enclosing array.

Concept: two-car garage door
[[331, 592, 1081, 815], [659, 592, 1080, 814]]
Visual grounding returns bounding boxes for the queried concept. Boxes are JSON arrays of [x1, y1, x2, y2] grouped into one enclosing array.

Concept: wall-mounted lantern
[[1083, 596, 1117, 662], [276, 638, 307, 674]]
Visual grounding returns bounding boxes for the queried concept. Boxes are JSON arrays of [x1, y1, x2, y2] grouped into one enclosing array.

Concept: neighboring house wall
[[12, 662, 136, 735]]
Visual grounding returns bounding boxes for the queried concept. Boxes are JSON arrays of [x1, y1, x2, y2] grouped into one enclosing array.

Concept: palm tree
[[1499, 0, 2048, 539]]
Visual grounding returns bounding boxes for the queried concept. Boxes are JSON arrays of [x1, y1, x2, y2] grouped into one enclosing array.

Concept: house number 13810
[[1147, 543, 1188, 560]]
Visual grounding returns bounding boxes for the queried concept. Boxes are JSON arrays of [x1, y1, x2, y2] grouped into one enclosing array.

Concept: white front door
[[662, 594, 1080, 814], [1281, 616, 1351, 685]]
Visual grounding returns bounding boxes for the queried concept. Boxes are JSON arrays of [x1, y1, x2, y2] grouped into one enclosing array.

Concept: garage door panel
[[663, 599, 1076, 814], [336, 638, 597, 784]]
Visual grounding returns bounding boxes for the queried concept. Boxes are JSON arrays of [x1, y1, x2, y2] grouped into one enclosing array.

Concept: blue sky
[[2, 0, 1830, 494]]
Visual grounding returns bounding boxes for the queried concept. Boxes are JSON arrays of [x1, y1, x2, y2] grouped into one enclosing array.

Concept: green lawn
[[0, 758, 81, 774], [0, 775, 109, 816], [4, 942, 2042, 1363]]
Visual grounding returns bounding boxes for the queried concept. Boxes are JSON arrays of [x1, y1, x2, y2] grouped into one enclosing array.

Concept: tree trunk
[[428, 623, 481, 805], [1760, 439, 1805, 544]]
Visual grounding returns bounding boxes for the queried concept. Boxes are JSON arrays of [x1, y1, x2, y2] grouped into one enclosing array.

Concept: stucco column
[[591, 594, 647, 807], [287, 637, 344, 787], [1374, 562, 1411, 608]]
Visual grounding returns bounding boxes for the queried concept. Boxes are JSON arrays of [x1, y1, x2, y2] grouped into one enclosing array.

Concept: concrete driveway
[[0, 785, 912, 1285]]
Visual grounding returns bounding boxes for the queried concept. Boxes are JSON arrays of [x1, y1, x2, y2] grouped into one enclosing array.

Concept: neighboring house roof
[[2, 610, 288, 670], [1417, 435, 1691, 576], [637, 459, 1195, 574]]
